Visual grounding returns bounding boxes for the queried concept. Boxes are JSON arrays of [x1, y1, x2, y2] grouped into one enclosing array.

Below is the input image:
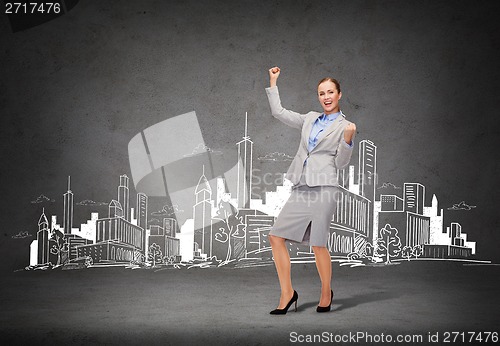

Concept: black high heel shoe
[[270, 290, 298, 315], [316, 290, 333, 313]]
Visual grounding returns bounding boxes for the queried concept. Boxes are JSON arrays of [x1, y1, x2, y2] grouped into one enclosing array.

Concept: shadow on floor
[[298, 290, 401, 312]]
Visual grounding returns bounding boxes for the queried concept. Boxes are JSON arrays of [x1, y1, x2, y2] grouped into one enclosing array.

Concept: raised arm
[[265, 66, 307, 130]]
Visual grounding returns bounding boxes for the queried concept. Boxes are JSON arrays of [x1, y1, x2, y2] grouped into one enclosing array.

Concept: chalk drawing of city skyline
[[25, 111, 488, 271]]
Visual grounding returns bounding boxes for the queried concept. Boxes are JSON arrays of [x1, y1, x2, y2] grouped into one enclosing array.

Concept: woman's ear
[[338, 91, 342, 100]]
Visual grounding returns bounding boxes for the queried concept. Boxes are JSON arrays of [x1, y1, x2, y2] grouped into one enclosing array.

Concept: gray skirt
[[269, 177, 339, 248]]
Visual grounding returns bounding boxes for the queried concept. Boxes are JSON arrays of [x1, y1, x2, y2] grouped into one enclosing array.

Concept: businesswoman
[[266, 67, 356, 314]]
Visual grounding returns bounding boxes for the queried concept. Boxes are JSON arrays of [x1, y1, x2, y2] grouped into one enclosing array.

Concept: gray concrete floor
[[1, 261, 499, 345]]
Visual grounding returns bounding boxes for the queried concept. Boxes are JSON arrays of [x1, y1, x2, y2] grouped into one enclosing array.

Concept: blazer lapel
[[312, 111, 345, 151], [301, 112, 322, 151]]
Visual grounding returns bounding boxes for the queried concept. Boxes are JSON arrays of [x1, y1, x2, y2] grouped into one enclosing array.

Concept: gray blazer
[[265, 86, 355, 187]]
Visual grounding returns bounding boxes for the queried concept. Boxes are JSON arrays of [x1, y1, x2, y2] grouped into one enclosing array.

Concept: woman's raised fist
[[269, 66, 280, 87]]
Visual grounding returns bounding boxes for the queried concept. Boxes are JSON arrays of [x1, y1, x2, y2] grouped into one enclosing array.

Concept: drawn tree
[[375, 224, 402, 264], [402, 245, 413, 261], [148, 243, 163, 267], [163, 255, 175, 265], [49, 229, 68, 266], [213, 200, 246, 264], [412, 244, 424, 259]]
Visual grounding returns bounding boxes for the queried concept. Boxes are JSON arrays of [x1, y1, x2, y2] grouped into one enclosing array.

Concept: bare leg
[[312, 246, 332, 306], [269, 234, 294, 309]]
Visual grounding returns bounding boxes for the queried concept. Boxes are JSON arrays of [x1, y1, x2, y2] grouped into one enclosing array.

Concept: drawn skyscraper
[[136, 192, 148, 231], [236, 112, 253, 209], [118, 174, 130, 221], [109, 200, 124, 218], [63, 176, 74, 234], [163, 217, 178, 237], [424, 194, 444, 245], [450, 223, 464, 246], [404, 183, 425, 215], [358, 140, 377, 239], [358, 140, 377, 199], [193, 166, 213, 257], [37, 207, 50, 264]]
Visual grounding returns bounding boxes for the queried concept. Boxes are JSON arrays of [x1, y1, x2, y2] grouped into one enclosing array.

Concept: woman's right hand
[[269, 66, 280, 87]]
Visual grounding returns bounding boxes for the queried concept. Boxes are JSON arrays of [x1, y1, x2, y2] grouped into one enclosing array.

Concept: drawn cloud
[[151, 204, 184, 216], [377, 182, 401, 190], [31, 194, 55, 203], [447, 201, 476, 211], [12, 231, 32, 239], [76, 199, 108, 206], [258, 152, 294, 162], [183, 143, 222, 157]]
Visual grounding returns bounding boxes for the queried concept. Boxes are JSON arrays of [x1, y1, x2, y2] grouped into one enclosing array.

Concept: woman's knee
[[312, 245, 328, 253], [268, 234, 284, 245]]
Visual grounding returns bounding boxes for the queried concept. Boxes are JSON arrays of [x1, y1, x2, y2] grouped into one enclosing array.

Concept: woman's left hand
[[343, 123, 356, 145]]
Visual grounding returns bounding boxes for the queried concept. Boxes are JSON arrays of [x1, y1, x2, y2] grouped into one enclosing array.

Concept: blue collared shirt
[[308, 111, 341, 152], [304, 111, 353, 165]]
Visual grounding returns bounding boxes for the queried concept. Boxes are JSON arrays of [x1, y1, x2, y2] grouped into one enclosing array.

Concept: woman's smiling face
[[317, 80, 342, 114]]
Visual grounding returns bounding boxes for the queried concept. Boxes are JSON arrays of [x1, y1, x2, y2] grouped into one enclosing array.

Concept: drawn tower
[[404, 182, 425, 215], [118, 174, 130, 222], [109, 199, 124, 218], [193, 166, 213, 257], [425, 194, 444, 244], [136, 192, 148, 230], [358, 140, 377, 240], [236, 112, 253, 209], [37, 207, 50, 264], [63, 176, 73, 234]]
